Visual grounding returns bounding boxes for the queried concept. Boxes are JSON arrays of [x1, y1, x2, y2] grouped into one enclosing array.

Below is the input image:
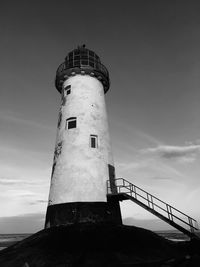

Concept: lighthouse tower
[[45, 45, 122, 228]]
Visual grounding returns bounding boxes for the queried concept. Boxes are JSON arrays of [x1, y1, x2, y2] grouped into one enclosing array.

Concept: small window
[[89, 62, 94, 68], [74, 60, 80, 66], [74, 55, 80, 61], [81, 55, 88, 60], [68, 62, 73, 68], [81, 60, 88, 65], [89, 51, 94, 57], [74, 50, 80, 56], [81, 50, 87, 55], [64, 85, 71, 95], [90, 135, 98, 148], [66, 117, 77, 129]]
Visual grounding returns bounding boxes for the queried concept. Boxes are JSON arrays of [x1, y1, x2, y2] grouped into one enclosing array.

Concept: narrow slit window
[[66, 117, 77, 129], [64, 85, 71, 95], [90, 135, 98, 148]]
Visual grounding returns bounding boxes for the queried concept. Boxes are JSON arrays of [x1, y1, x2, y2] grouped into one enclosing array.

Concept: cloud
[[117, 162, 144, 171], [0, 178, 38, 186], [1, 189, 38, 198], [116, 157, 182, 178], [0, 110, 52, 131], [151, 176, 172, 181], [134, 130, 163, 146], [29, 199, 47, 205], [0, 176, 48, 217], [35, 200, 47, 203], [0, 187, 48, 217], [142, 144, 200, 163]]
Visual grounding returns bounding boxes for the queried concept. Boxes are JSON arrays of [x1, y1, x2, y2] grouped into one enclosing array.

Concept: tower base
[[45, 200, 122, 228]]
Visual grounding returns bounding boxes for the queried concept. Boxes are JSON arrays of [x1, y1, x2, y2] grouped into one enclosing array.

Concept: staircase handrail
[[114, 178, 197, 222], [107, 178, 198, 232]]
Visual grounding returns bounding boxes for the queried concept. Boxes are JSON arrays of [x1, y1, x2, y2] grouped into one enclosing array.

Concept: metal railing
[[107, 178, 199, 234], [56, 60, 109, 80], [55, 59, 110, 93]]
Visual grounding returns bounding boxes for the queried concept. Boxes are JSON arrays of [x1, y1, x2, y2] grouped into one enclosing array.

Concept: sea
[[0, 233, 31, 251], [0, 230, 199, 251]]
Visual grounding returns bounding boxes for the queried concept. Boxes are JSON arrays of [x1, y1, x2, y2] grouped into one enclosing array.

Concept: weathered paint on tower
[[45, 46, 121, 227]]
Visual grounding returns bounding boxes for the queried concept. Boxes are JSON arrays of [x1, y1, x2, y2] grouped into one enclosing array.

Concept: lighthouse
[[45, 45, 122, 228], [1, 47, 198, 267]]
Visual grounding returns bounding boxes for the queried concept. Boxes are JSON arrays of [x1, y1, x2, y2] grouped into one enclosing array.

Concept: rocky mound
[[0, 223, 199, 266]]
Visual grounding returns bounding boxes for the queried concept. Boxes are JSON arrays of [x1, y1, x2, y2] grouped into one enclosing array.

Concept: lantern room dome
[[55, 45, 110, 93]]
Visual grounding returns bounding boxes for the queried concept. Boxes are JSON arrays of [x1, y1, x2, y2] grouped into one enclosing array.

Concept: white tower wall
[[48, 75, 114, 205]]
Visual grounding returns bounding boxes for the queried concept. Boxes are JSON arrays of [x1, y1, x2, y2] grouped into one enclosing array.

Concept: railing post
[[131, 184, 133, 193], [134, 186, 137, 199], [189, 217, 194, 233], [151, 195, 154, 210], [129, 184, 132, 197], [147, 193, 151, 208], [166, 204, 171, 220], [195, 220, 199, 231], [169, 206, 173, 221]]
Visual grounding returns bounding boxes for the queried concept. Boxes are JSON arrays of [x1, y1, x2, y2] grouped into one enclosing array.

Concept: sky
[[1, 0, 200, 233]]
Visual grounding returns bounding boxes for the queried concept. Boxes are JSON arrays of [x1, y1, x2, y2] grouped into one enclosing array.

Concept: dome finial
[[77, 44, 86, 50]]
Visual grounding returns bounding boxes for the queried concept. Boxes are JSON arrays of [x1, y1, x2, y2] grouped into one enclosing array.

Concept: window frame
[[64, 85, 71, 95], [66, 117, 77, 130], [66, 88, 71, 95], [90, 134, 98, 148]]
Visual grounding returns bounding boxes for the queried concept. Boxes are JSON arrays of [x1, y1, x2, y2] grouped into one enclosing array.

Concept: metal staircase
[[107, 178, 199, 239]]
